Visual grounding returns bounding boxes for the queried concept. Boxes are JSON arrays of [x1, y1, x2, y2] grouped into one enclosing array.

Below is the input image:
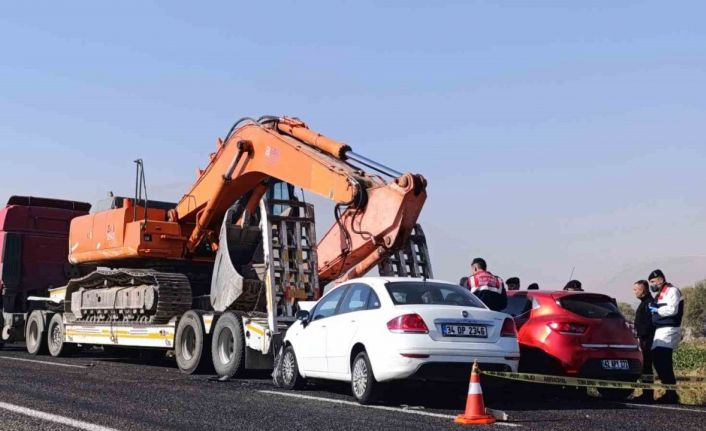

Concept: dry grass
[[675, 366, 706, 406]]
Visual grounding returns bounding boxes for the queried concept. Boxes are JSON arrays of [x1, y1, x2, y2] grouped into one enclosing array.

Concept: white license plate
[[441, 324, 487, 338], [601, 359, 629, 370]]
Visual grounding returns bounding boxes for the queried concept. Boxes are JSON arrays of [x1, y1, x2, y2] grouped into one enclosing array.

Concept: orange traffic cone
[[455, 362, 496, 425]]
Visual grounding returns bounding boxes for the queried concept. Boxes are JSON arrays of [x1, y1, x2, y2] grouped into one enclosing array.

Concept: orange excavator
[[27, 116, 431, 377]]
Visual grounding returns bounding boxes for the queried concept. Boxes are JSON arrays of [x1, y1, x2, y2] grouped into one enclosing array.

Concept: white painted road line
[[0, 401, 119, 431], [0, 355, 88, 369], [620, 402, 706, 414], [259, 390, 520, 427]]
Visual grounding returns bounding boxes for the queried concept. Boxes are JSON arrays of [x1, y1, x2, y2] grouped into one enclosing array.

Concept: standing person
[[506, 277, 520, 291], [563, 280, 583, 291], [464, 258, 507, 311], [527, 283, 539, 290], [648, 269, 684, 404], [632, 280, 655, 402]]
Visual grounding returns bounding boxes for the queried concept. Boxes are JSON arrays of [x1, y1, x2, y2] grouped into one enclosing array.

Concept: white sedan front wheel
[[351, 351, 379, 404], [280, 345, 305, 390]]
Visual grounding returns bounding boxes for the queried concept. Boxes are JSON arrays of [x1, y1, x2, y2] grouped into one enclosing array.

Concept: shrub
[[674, 340, 706, 370]]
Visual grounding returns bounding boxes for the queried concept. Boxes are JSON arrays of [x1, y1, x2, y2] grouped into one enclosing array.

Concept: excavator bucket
[[210, 188, 319, 317], [210, 208, 267, 312]]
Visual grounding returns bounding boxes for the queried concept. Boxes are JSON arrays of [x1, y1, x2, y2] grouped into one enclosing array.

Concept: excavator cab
[[268, 182, 300, 217]]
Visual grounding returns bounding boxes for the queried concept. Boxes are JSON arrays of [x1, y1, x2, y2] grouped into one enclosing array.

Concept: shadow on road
[[289, 377, 640, 414], [0, 345, 26, 352], [2, 343, 651, 416]]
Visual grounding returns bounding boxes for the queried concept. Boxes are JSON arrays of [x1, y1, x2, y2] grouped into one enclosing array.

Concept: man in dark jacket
[[632, 279, 655, 402], [506, 277, 520, 291]]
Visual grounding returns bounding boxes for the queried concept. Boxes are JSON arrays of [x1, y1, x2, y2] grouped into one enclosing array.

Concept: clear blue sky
[[2, 1, 705, 303]]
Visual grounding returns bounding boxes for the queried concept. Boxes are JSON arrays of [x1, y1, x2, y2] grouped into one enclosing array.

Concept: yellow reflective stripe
[[245, 324, 265, 336], [65, 330, 172, 340]]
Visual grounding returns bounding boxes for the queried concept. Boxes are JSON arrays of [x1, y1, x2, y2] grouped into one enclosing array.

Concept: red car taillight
[[387, 314, 429, 334], [500, 318, 517, 337], [547, 321, 587, 335]]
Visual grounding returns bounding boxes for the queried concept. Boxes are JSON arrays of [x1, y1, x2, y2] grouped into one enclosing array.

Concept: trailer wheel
[[26, 311, 48, 355], [47, 313, 74, 357], [175, 310, 211, 374], [211, 312, 245, 378]]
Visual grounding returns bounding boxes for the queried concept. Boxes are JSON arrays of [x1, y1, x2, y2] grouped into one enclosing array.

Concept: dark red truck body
[[0, 196, 90, 342]]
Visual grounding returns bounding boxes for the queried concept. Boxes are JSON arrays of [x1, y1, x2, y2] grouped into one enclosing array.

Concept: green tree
[[682, 280, 706, 338], [618, 302, 636, 323]]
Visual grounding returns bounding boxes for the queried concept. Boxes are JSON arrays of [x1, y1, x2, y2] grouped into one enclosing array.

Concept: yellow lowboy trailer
[[24, 197, 318, 376]]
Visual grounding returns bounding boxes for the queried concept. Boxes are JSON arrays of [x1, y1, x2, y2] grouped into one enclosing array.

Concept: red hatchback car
[[504, 290, 642, 399]]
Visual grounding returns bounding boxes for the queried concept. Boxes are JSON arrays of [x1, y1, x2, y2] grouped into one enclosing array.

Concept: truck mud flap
[[271, 344, 285, 387]]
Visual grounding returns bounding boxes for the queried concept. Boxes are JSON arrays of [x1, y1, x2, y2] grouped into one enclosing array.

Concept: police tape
[[480, 370, 706, 391], [644, 374, 706, 383]]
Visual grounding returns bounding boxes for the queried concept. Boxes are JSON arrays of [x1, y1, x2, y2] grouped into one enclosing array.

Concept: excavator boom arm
[[177, 117, 427, 284], [176, 120, 360, 247]]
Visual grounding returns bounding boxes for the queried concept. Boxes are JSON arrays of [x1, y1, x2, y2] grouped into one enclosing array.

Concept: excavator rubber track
[[66, 268, 192, 325]]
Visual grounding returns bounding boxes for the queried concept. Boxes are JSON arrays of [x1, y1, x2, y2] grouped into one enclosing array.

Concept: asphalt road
[[0, 344, 704, 431]]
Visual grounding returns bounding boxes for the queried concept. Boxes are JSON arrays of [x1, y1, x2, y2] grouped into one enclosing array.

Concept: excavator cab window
[[267, 181, 300, 217], [90, 196, 118, 214]]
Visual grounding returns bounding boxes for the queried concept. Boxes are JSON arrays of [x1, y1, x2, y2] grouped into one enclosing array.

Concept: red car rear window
[[557, 294, 622, 319], [501, 295, 532, 317]]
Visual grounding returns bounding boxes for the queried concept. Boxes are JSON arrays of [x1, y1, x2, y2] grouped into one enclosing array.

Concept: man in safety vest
[[648, 269, 684, 404], [465, 257, 507, 311]]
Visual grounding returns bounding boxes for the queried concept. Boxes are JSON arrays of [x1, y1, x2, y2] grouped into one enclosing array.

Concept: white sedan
[[278, 277, 520, 404]]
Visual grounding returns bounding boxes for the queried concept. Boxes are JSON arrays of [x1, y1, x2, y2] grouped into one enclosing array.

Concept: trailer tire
[[211, 311, 245, 379], [47, 313, 74, 357], [26, 311, 48, 355], [175, 310, 211, 374]]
